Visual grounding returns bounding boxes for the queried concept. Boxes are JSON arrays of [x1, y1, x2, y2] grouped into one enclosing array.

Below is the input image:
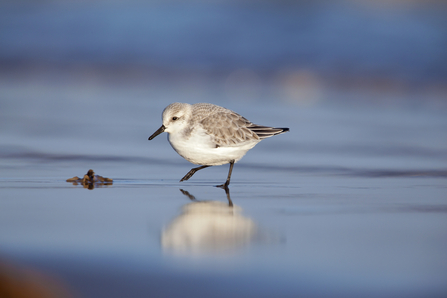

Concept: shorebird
[[149, 102, 289, 188]]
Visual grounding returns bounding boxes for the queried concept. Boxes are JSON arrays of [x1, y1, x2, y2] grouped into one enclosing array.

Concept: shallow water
[[1, 1, 447, 297], [1, 75, 447, 297], [1, 0, 446, 82]]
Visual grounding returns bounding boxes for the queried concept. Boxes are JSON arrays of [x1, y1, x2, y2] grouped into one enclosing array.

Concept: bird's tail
[[249, 126, 289, 139]]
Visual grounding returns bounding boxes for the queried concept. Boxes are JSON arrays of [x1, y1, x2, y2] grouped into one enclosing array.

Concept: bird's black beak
[[148, 125, 165, 140]]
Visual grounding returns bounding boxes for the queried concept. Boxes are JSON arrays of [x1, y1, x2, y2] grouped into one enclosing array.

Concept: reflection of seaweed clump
[[66, 169, 113, 189]]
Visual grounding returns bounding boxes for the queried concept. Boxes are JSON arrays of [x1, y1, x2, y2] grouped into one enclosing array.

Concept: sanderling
[[148, 102, 289, 188]]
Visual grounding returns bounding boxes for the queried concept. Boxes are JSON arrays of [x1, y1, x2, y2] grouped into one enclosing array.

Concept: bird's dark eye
[[172, 117, 178, 121]]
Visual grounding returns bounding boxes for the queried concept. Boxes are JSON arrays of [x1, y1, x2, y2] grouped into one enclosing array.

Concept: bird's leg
[[180, 165, 210, 182], [216, 160, 235, 189]]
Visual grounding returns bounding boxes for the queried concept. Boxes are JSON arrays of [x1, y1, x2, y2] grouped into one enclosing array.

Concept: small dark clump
[[66, 169, 113, 189]]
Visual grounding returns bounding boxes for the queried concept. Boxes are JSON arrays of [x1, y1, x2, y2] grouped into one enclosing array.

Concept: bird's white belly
[[168, 130, 258, 166]]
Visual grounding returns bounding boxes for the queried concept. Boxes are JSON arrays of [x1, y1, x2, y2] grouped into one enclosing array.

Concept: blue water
[[1, 1, 446, 81], [0, 1, 447, 298], [1, 77, 446, 297]]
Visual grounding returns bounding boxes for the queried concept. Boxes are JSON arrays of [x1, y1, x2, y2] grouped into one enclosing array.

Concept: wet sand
[[1, 174, 446, 298], [1, 2, 446, 295], [1, 81, 446, 297]]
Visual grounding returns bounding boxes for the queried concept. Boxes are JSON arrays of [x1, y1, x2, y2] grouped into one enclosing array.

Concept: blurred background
[[1, 0, 446, 178], [1, 1, 447, 298], [1, 0, 446, 153]]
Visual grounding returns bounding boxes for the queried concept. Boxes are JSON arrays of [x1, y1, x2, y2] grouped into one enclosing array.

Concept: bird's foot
[[215, 181, 230, 190], [180, 165, 210, 182], [179, 171, 194, 182]]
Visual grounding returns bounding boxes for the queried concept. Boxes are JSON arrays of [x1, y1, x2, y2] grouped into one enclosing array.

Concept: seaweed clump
[[66, 169, 113, 189]]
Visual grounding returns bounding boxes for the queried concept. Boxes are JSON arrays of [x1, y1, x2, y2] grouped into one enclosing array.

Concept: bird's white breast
[[168, 126, 258, 166]]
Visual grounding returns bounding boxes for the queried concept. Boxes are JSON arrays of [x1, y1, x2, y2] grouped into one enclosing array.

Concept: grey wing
[[200, 111, 260, 147]]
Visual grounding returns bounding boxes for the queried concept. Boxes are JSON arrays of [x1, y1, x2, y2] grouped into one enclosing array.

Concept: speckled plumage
[[192, 103, 260, 146]]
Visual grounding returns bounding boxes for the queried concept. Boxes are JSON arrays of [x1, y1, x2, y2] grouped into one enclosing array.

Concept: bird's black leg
[[216, 160, 235, 189], [180, 165, 210, 182]]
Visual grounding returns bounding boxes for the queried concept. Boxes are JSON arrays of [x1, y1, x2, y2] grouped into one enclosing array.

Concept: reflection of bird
[[149, 102, 289, 188], [161, 200, 257, 255]]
